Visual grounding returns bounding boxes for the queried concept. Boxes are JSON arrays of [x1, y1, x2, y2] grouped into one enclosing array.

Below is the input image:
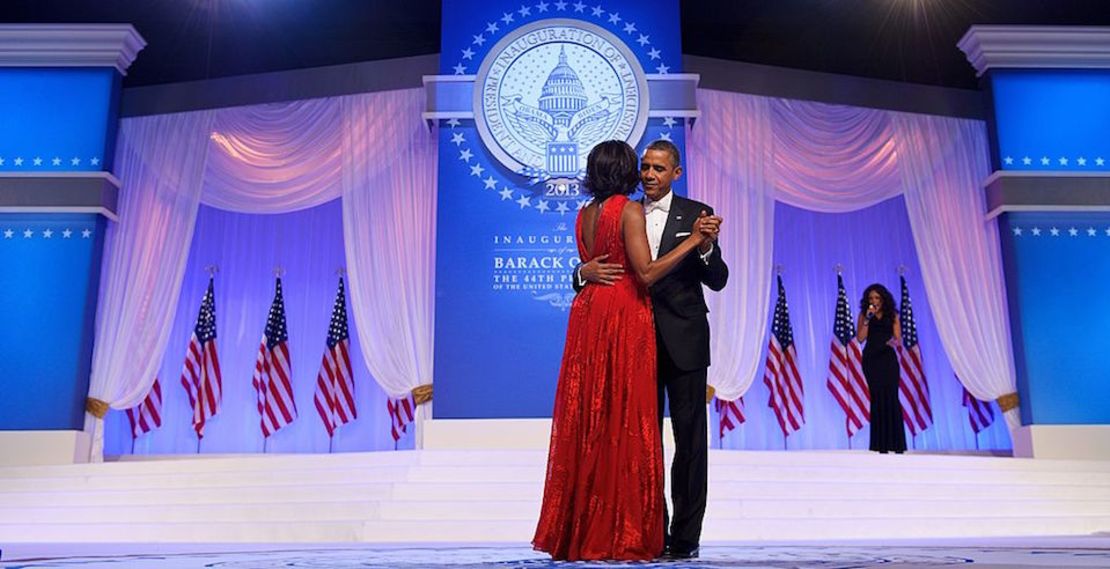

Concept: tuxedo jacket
[[648, 194, 728, 371], [574, 194, 729, 371]]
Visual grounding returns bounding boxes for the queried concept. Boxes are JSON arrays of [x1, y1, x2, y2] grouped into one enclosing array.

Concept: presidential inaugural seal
[[474, 18, 649, 186]]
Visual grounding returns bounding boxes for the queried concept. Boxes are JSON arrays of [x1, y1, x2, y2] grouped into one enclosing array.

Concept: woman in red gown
[[533, 140, 711, 561]]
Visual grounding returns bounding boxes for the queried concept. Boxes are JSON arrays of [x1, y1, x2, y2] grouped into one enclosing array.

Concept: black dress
[[862, 314, 907, 453]]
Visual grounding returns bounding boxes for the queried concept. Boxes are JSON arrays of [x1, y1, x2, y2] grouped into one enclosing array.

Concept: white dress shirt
[[644, 190, 673, 260]]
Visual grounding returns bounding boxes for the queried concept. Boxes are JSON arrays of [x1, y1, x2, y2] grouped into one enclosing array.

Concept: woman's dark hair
[[859, 283, 898, 321], [582, 140, 641, 201]]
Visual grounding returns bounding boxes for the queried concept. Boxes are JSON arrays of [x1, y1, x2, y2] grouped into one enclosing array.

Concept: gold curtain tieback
[[85, 397, 110, 419], [412, 384, 433, 405]]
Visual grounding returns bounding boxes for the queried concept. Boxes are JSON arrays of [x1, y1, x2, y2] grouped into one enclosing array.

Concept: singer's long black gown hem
[[862, 314, 907, 453]]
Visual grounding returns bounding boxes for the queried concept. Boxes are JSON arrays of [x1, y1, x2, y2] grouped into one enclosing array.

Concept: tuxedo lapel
[[657, 195, 685, 256]]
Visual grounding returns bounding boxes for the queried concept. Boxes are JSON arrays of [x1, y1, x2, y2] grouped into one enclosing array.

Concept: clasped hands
[[581, 210, 723, 286]]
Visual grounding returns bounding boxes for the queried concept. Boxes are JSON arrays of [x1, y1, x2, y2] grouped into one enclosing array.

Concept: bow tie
[[644, 200, 669, 215]]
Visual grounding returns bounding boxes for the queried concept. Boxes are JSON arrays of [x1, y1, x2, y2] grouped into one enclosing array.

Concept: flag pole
[[196, 435, 201, 454], [130, 434, 136, 455], [328, 435, 334, 454]]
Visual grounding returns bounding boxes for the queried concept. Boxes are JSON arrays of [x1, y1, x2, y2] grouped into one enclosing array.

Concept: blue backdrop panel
[[434, 0, 685, 418], [0, 68, 119, 172], [999, 212, 1110, 426], [0, 214, 105, 429], [992, 70, 1110, 172]]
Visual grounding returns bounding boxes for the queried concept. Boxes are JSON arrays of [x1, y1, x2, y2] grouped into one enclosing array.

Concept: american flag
[[313, 277, 357, 438], [898, 275, 934, 436], [388, 394, 416, 442], [714, 397, 745, 439], [762, 275, 805, 437], [126, 377, 163, 439], [251, 277, 298, 437], [825, 274, 870, 437], [180, 278, 223, 439], [962, 385, 995, 434]]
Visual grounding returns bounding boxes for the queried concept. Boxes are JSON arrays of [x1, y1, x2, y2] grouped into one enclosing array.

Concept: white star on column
[[470, 163, 485, 177], [453, 63, 467, 75], [52, 157, 61, 166], [656, 63, 670, 74], [1040, 157, 1050, 166], [486, 22, 500, 34], [483, 176, 498, 189], [623, 22, 637, 34], [554, 0, 567, 10], [659, 131, 672, 141], [591, 5, 604, 17], [459, 149, 473, 161], [608, 12, 621, 24], [43, 229, 54, 238], [472, 34, 486, 46], [1003, 156, 1013, 165], [537, 200, 551, 213], [1078, 157, 1087, 166], [536, 2, 550, 13], [462, 48, 475, 60], [62, 229, 72, 238], [1050, 227, 1060, 236], [1031, 227, 1041, 236], [0, 157, 4, 166], [1087, 228, 1097, 237], [2, 229, 12, 239], [520, 5, 533, 16], [1105, 228, 1110, 237], [500, 188, 515, 200], [1022, 156, 1032, 165], [1068, 227, 1078, 237], [662, 116, 677, 127], [82, 229, 92, 238], [637, 34, 650, 46], [648, 48, 661, 60], [1012, 227, 1023, 236], [33, 157, 43, 166], [516, 195, 532, 209], [445, 118, 461, 128], [1097, 157, 1106, 167], [13, 157, 23, 166], [1059, 157, 1069, 166], [71, 157, 81, 166], [556, 202, 570, 214], [502, 12, 515, 23], [573, 2, 586, 13], [451, 132, 465, 145], [23, 229, 34, 238]]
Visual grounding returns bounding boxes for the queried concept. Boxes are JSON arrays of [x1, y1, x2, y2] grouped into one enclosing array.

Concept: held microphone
[[867, 304, 877, 319]]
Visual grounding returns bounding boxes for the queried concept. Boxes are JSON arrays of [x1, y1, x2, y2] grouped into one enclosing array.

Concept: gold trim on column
[[706, 385, 716, 404], [996, 392, 1020, 413], [412, 384, 433, 405], [85, 397, 110, 418]]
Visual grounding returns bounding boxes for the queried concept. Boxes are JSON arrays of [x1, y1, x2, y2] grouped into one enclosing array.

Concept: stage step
[[0, 450, 1107, 543]]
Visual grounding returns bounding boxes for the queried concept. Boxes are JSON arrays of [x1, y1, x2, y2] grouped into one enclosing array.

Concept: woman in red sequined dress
[[532, 140, 714, 561]]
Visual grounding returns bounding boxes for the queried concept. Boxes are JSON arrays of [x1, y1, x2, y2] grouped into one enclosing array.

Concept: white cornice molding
[[958, 25, 1110, 76], [0, 24, 146, 75]]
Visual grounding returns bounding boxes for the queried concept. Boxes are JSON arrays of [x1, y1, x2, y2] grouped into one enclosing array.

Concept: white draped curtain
[[86, 89, 435, 460], [688, 89, 1020, 432]]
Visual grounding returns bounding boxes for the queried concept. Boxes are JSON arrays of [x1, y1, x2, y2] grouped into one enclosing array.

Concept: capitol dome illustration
[[538, 47, 588, 128]]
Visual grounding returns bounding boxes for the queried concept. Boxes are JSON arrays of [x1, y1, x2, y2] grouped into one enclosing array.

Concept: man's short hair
[[644, 139, 681, 167]]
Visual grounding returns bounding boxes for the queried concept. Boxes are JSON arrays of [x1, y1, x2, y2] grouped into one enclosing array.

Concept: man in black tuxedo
[[573, 139, 728, 559]]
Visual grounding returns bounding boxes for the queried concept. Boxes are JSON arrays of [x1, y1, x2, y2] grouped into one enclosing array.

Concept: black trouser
[[656, 334, 708, 550]]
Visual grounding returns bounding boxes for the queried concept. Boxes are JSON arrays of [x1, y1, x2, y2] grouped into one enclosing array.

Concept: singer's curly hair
[[859, 283, 898, 321], [583, 140, 641, 201]]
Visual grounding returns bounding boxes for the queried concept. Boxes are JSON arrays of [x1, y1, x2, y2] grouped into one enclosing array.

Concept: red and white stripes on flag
[[252, 277, 298, 438], [962, 386, 995, 434], [314, 277, 357, 437], [714, 397, 745, 439], [180, 278, 223, 439], [388, 394, 416, 442], [126, 377, 163, 439], [897, 275, 934, 436], [763, 275, 805, 437], [825, 274, 870, 437]]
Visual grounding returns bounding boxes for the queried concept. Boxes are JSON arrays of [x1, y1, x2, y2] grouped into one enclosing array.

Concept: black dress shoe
[[664, 544, 699, 559]]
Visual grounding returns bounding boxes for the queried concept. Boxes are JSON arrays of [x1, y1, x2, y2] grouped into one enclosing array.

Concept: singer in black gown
[[857, 284, 907, 454]]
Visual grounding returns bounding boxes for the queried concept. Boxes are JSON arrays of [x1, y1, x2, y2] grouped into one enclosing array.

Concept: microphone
[[867, 304, 877, 320]]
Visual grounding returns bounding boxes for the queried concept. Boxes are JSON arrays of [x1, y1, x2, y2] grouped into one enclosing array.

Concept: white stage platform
[[1, 447, 1108, 544]]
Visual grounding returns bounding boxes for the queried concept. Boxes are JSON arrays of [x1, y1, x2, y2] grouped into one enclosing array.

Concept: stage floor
[[3, 539, 1110, 568]]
